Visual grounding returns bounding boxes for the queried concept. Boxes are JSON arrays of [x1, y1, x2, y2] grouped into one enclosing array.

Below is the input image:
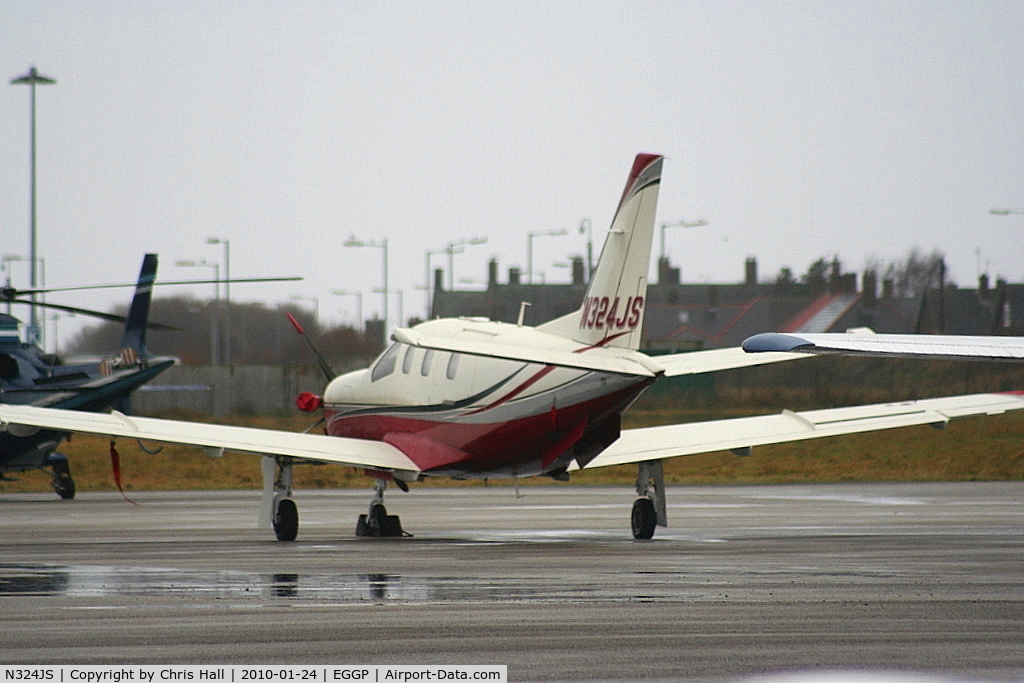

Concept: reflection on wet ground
[[0, 563, 633, 603]]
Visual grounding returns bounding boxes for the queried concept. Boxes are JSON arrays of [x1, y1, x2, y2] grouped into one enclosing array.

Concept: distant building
[[430, 256, 1024, 351]]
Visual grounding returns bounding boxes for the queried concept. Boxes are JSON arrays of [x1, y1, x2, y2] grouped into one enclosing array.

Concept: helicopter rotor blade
[[6, 298, 182, 331], [4, 276, 302, 299]]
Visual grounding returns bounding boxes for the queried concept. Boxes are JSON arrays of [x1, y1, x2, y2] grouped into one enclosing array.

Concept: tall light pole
[[176, 259, 220, 365], [374, 288, 403, 330], [11, 66, 56, 345], [345, 236, 388, 333], [578, 218, 593, 281], [659, 218, 709, 263], [332, 290, 363, 331], [424, 247, 447, 318], [445, 236, 488, 291], [207, 237, 231, 365], [289, 295, 320, 326], [528, 229, 567, 284]]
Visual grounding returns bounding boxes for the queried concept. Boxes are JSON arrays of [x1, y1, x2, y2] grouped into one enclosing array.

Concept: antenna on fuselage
[[517, 302, 532, 327]]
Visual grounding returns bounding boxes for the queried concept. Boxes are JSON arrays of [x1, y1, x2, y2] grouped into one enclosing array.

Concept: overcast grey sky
[[3, 1, 1023, 348]]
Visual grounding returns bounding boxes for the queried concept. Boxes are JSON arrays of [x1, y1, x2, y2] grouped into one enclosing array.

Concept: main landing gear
[[356, 479, 406, 537], [260, 456, 408, 541], [632, 459, 667, 540], [50, 454, 76, 500], [262, 455, 299, 541]]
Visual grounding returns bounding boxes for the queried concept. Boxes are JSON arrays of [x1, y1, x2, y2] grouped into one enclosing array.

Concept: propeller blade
[[286, 312, 335, 381]]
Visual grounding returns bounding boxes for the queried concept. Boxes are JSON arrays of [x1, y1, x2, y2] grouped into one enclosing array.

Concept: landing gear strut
[[356, 479, 406, 537], [261, 455, 299, 541], [632, 459, 667, 540]]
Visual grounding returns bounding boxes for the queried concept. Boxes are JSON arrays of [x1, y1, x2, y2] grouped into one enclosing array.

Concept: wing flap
[[653, 347, 806, 376], [0, 404, 419, 473], [579, 391, 1024, 469]]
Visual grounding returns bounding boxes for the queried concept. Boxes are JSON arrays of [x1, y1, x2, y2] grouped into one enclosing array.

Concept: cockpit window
[[420, 349, 434, 376], [446, 352, 460, 380], [370, 343, 401, 382]]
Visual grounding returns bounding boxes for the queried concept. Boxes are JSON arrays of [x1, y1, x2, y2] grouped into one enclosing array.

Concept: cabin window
[[446, 352, 460, 380], [421, 349, 435, 376], [370, 343, 401, 382], [402, 346, 416, 374], [0, 354, 19, 380]]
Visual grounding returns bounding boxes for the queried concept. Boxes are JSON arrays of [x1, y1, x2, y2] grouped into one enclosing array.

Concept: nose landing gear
[[356, 479, 406, 537]]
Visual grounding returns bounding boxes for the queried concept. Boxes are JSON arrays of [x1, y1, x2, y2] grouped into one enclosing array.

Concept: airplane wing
[[743, 332, 1024, 362], [651, 347, 806, 376], [577, 391, 1024, 469], [0, 404, 419, 474]]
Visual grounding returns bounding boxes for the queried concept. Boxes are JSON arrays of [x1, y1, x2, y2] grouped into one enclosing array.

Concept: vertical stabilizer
[[539, 153, 663, 349], [118, 253, 158, 356]]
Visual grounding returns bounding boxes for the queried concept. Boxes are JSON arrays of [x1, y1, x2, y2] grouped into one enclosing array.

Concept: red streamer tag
[[109, 441, 140, 506]]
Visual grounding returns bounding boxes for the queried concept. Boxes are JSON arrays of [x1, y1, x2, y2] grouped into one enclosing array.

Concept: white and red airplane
[[2, 153, 1023, 540]]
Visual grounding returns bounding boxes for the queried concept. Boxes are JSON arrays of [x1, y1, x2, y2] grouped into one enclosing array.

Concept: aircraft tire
[[631, 497, 657, 540], [273, 498, 299, 541], [52, 460, 75, 500]]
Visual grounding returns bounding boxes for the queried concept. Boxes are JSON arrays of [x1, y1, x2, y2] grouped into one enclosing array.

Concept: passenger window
[[421, 349, 434, 376], [370, 344, 401, 382], [0, 354, 19, 380], [402, 346, 415, 374], [446, 353, 460, 380]]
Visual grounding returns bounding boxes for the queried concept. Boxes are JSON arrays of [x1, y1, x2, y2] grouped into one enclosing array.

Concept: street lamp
[[445, 236, 488, 291], [527, 229, 568, 284], [659, 218, 709, 263], [176, 259, 220, 365], [578, 218, 593, 281], [207, 237, 231, 364], [344, 236, 388, 334], [289, 295, 320, 327], [332, 290, 363, 332], [11, 65, 56, 345], [373, 288, 403, 329], [424, 247, 447, 319]]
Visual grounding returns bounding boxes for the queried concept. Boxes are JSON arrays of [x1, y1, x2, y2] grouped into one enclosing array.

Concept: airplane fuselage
[[322, 322, 655, 479]]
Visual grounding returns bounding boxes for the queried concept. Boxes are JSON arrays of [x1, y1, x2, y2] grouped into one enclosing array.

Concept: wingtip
[[742, 332, 812, 353]]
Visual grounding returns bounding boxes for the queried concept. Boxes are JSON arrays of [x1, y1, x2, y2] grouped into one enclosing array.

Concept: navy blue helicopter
[[0, 254, 176, 498], [0, 255, 302, 498]]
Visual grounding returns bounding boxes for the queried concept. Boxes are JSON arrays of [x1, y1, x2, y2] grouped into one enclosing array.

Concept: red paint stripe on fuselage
[[325, 379, 652, 475]]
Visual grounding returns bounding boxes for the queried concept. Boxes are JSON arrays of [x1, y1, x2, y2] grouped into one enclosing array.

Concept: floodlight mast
[[345, 237, 389, 334], [10, 66, 56, 346]]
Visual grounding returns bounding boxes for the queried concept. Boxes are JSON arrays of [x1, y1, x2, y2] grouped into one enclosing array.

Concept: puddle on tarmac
[[0, 564, 624, 603]]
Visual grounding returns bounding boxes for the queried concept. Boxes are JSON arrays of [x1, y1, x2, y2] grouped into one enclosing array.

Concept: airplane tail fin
[[117, 253, 158, 358], [539, 153, 663, 350]]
